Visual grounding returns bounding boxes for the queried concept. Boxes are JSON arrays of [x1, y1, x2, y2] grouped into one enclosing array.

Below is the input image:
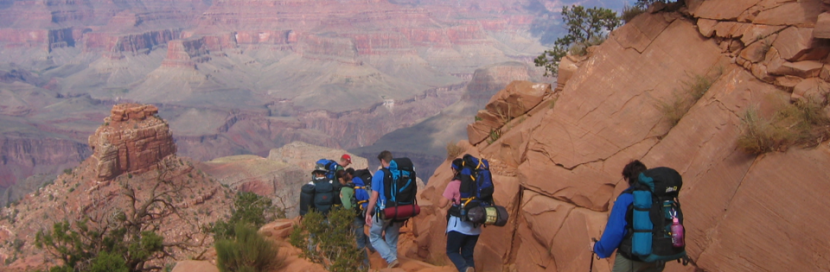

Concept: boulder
[[815, 12, 830, 39], [779, 60, 824, 78], [259, 219, 296, 240], [791, 77, 830, 102], [774, 75, 804, 90], [484, 81, 551, 119], [741, 24, 787, 46], [740, 38, 772, 63], [697, 18, 718, 37], [772, 27, 814, 61]]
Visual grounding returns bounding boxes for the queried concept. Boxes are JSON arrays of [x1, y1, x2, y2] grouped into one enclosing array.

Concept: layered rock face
[[88, 103, 176, 180], [411, 5, 830, 272], [0, 104, 232, 271]]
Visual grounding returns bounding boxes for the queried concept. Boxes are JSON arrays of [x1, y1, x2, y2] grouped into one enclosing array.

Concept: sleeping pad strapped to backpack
[[619, 167, 688, 264], [299, 178, 335, 216], [448, 154, 508, 227], [379, 158, 419, 221]]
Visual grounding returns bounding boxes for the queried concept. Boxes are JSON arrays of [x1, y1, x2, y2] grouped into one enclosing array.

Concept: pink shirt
[[443, 180, 462, 205]]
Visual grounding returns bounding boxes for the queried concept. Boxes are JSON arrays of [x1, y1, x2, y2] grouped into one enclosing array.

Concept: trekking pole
[[589, 238, 598, 272]]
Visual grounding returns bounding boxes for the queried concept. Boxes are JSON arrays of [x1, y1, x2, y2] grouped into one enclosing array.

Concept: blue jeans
[[369, 214, 402, 264], [352, 216, 372, 268], [446, 231, 479, 272]]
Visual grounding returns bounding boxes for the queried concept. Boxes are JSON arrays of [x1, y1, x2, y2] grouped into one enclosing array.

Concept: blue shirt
[[371, 168, 386, 207], [593, 191, 633, 258]]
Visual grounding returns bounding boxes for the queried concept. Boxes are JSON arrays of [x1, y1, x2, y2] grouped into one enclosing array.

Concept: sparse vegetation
[[212, 192, 284, 240], [289, 208, 363, 272], [63, 169, 72, 175], [634, 0, 677, 8], [215, 223, 284, 272], [486, 129, 502, 144], [738, 96, 830, 154], [535, 5, 620, 76], [621, 5, 646, 23], [446, 141, 464, 160], [661, 71, 718, 127]]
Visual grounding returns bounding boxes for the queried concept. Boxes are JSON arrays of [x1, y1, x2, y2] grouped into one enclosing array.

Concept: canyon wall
[[411, 3, 830, 271]]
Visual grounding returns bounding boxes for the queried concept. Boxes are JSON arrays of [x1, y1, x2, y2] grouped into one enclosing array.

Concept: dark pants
[[446, 231, 479, 272], [612, 252, 666, 272]]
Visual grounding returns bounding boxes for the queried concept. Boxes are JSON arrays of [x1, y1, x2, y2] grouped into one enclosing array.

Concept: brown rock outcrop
[[412, 8, 830, 272], [88, 103, 176, 180]]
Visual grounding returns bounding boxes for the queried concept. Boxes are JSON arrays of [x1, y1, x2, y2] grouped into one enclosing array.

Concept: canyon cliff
[[0, 0, 624, 195], [410, 2, 830, 272], [0, 104, 234, 271]]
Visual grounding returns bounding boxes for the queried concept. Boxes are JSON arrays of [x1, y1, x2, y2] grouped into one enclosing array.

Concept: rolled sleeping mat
[[467, 205, 509, 226]]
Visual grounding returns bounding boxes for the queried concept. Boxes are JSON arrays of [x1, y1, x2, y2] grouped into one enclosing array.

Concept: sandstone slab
[[779, 60, 824, 78], [772, 27, 814, 61], [693, 0, 763, 20], [753, 0, 823, 26], [792, 77, 830, 102], [611, 11, 674, 53]]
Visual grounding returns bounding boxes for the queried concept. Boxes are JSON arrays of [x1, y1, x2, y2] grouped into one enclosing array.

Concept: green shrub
[[215, 224, 283, 272], [290, 208, 363, 272], [214, 192, 284, 239], [486, 129, 501, 144], [535, 5, 620, 76], [89, 251, 129, 272]]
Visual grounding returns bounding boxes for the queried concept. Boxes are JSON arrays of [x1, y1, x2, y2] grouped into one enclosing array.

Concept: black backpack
[[619, 167, 688, 263], [379, 158, 418, 221], [299, 178, 335, 216]]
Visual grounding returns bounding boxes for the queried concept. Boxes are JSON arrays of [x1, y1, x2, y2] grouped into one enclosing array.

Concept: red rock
[[611, 11, 674, 53], [774, 75, 804, 90], [693, 0, 763, 20], [814, 12, 830, 39], [772, 27, 814, 61], [740, 38, 773, 63], [171, 260, 219, 272], [779, 60, 824, 78], [740, 24, 786, 46], [791, 77, 830, 102], [88, 103, 176, 180], [753, 0, 823, 26], [697, 19, 717, 37], [259, 219, 296, 240]]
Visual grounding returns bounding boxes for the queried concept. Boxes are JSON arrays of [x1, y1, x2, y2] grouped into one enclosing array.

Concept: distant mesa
[[88, 103, 177, 180]]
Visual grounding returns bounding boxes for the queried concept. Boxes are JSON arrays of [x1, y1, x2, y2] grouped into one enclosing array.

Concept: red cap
[[341, 154, 352, 162]]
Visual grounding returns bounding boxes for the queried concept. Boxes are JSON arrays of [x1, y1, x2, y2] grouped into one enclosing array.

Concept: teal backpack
[[620, 167, 688, 264]]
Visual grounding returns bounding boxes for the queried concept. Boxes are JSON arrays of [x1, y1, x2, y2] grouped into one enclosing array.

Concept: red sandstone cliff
[[410, 2, 830, 271], [0, 104, 232, 271]]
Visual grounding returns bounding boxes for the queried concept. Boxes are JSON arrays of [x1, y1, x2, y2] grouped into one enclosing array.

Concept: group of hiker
[[298, 151, 688, 272]]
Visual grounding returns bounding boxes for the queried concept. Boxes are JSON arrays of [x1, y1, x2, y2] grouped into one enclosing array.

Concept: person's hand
[[590, 238, 597, 252], [365, 213, 373, 227]]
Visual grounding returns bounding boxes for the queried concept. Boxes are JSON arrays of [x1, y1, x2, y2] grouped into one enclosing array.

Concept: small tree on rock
[[535, 5, 620, 76]]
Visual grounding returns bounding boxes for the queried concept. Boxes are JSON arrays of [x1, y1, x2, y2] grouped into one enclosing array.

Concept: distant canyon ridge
[[0, 0, 623, 203]]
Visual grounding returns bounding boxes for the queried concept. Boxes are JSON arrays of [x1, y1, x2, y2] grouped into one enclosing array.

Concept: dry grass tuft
[[738, 96, 830, 154]]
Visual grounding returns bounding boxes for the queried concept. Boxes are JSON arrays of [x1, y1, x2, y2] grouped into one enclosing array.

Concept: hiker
[[592, 160, 665, 272], [340, 154, 352, 169], [340, 168, 374, 268], [364, 150, 403, 268], [438, 158, 481, 272], [299, 164, 336, 251]]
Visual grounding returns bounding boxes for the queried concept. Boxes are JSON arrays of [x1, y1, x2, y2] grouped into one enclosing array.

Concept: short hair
[[622, 160, 647, 184], [451, 158, 463, 170], [345, 168, 355, 177], [335, 169, 346, 180], [377, 150, 393, 163]]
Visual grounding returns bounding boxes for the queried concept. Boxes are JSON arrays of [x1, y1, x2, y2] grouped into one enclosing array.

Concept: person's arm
[[593, 193, 633, 258], [438, 180, 459, 208], [365, 190, 379, 226], [365, 170, 385, 226]]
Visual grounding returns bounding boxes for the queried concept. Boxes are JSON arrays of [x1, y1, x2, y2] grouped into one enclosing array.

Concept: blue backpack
[[448, 154, 495, 222], [315, 158, 339, 180], [378, 158, 417, 212], [620, 167, 688, 264], [352, 169, 373, 215]]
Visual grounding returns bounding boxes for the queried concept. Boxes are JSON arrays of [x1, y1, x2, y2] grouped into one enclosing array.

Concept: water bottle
[[670, 213, 685, 247]]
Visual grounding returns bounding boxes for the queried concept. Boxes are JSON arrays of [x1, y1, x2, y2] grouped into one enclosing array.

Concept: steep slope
[[410, 3, 830, 272], [0, 104, 233, 271]]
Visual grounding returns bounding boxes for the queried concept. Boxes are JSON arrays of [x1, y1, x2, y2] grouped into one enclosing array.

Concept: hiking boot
[[465, 267, 475, 272], [388, 259, 400, 268]]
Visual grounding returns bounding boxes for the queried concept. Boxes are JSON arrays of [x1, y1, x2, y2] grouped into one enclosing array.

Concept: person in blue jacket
[[592, 160, 665, 272]]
